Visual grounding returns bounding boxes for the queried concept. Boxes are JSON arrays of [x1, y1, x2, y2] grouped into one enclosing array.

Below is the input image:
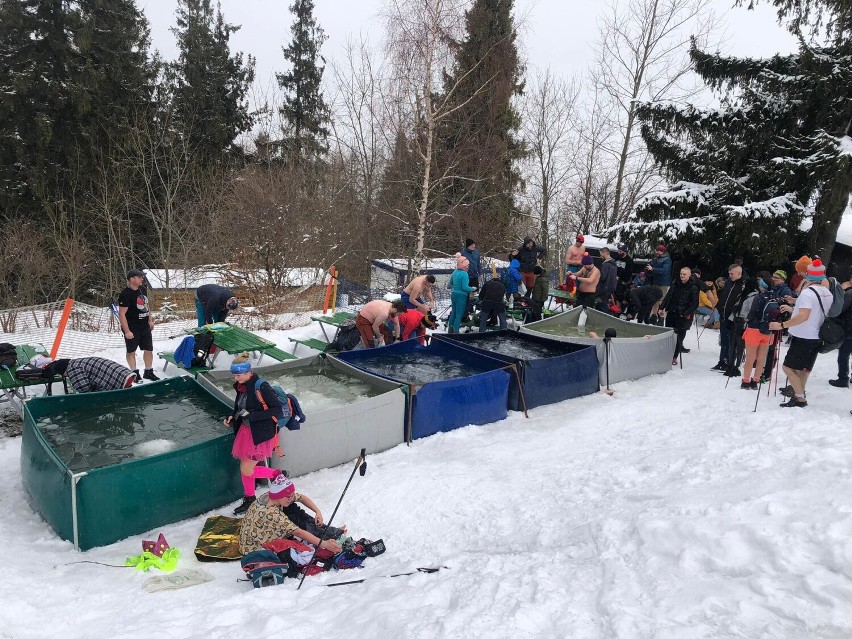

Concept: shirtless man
[[401, 274, 436, 314]]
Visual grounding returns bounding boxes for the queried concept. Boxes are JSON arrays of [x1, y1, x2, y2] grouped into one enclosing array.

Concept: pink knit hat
[[269, 475, 296, 499], [455, 252, 470, 270]]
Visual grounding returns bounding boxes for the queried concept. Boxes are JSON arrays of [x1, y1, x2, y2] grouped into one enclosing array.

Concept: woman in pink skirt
[[223, 353, 284, 515]]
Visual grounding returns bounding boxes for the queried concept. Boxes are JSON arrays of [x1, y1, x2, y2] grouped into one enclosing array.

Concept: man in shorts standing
[[769, 259, 832, 408], [118, 269, 159, 383]]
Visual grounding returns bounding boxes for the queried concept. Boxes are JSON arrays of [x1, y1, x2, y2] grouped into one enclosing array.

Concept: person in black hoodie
[[660, 267, 699, 364], [595, 247, 619, 314], [712, 264, 744, 372], [516, 236, 546, 296], [478, 273, 508, 332]]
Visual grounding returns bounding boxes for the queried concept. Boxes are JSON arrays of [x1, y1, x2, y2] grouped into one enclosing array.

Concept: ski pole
[[297, 448, 368, 590]]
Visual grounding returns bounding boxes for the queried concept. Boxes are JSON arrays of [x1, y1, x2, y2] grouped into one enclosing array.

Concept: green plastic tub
[[20, 376, 241, 551]]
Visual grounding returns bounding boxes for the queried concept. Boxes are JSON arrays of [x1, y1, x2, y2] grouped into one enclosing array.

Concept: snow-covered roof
[[372, 257, 509, 272], [145, 267, 327, 289]]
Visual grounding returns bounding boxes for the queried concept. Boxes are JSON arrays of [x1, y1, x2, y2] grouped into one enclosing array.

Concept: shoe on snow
[[233, 496, 256, 516]]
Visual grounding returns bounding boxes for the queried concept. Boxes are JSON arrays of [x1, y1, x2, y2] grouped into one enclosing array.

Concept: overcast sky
[[139, 0, 799, 92]]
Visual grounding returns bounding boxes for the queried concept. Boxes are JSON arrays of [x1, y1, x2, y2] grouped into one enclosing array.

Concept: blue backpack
[[254, 377, 306, 431], [748, 294, 781, 334], [174, 336, 195, 368], [241, 549, 288, 588]]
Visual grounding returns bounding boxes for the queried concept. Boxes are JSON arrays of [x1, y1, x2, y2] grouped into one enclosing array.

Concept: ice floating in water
[[36, 388, 227, 472], [133, 439, 177, 458]]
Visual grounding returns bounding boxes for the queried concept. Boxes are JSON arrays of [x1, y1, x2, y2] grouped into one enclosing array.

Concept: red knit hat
[[656, 244, 667, 253], [576, 234, 584, 243], [269, 475, 296, 499], [806, 258, 826, 281]]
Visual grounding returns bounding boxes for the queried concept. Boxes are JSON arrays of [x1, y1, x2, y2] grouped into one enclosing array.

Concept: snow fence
[[334, 339, 511, 441], [20, 376, 241, 551], [432, 331, 599, 410], [197, 355, 406, 478], [521, 307, 676, 385]]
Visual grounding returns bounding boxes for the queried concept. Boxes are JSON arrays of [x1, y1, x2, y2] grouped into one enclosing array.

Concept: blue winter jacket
[[649, 254, 672, 286], [460, 247, 481, 278], [450, 269, 476, 295], [505, 259, 523, 294]]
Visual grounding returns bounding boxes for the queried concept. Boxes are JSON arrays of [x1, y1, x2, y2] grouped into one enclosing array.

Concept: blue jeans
[[837, 336, 852, 380], [696, 306, 719, 324]]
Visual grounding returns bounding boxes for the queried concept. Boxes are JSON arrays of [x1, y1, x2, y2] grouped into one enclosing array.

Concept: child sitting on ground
[[239, 474, 348, 555]]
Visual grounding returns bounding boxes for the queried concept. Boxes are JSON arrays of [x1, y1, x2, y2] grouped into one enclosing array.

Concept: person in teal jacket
[[448, 253, 476, 333]]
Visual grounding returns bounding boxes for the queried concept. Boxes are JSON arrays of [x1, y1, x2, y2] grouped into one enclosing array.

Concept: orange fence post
[[331, 270, 339, 313], [50, 298, 74, 359], [323, 266, 337, 313]]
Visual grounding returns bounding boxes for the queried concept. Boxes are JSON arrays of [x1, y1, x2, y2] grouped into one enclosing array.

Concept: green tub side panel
[[75, 436, 242, 550], [20, 415, 74, 543], [21, 376, 243, 551]]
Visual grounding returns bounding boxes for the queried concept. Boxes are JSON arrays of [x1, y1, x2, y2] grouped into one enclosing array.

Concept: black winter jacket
[[231, 373, 284, 446], [661, 279, 698, 317], [197, 284, 236, 324], [516, 237, 546, 273], [597, 258, 618, 296], [479, 278, 506, 303], [716, 279, 744, 322]]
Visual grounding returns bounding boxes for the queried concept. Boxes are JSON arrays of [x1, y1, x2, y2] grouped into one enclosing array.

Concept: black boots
[[142, 369, 160, 381], [233, 496, 256, 515]]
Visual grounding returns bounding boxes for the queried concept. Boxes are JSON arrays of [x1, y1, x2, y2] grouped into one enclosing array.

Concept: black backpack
[[0, 343, 17, 368], [192, 333, 215, 368], [329, 320, 361, 352]]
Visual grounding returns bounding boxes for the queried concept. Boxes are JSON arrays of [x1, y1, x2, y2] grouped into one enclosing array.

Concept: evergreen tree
[[169, 0, 255, 166], [76, 0, 157, 148], [277, 0, 330, 163], [0, 0, 84, 216], [434, 0, 525, 250], [612, 38, 852, 268]]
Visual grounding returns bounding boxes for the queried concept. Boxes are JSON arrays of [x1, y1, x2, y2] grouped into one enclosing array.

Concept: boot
[[133, 369, 143, 384], [711, 362, 727, 371], [142, 368, 160, 381], [828, 377, 849, 388], [724, 366, 740, 377], [233, 496, 256, 516], [779, 397, 807, 408], [680, 347, 691, 353]]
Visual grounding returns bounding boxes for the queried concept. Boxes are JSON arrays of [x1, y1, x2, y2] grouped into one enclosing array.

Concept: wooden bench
[[263, 346, 298, 362], [288, 337, 329, 355], [310, 311, 356, 344], [158, 350, 211, 376]]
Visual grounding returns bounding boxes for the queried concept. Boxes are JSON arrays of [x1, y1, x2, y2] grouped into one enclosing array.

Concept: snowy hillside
[[0, 324, 850, 639]]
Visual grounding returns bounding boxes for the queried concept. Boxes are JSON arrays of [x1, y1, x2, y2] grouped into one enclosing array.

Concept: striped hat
[[806, 259, 826, 281]]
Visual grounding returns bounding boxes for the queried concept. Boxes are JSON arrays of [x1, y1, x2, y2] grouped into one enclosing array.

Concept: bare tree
[[594, 0, 723, 227], [381, 0, 490, 273], [520, 68, 581, 266]]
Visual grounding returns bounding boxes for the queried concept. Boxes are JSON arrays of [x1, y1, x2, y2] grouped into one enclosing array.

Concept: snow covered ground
[[1, 323, 851, 639]]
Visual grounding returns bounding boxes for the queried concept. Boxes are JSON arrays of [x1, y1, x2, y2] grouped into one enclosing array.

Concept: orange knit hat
[[794, 255, 812, 274]]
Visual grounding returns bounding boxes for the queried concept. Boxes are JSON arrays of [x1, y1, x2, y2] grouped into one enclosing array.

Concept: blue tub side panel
[[522, 347, 600, 409], [411, 369, 509, 439]]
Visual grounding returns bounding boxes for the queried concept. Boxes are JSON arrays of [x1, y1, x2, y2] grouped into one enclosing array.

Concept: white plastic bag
[[518, 282, 527, 296]]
